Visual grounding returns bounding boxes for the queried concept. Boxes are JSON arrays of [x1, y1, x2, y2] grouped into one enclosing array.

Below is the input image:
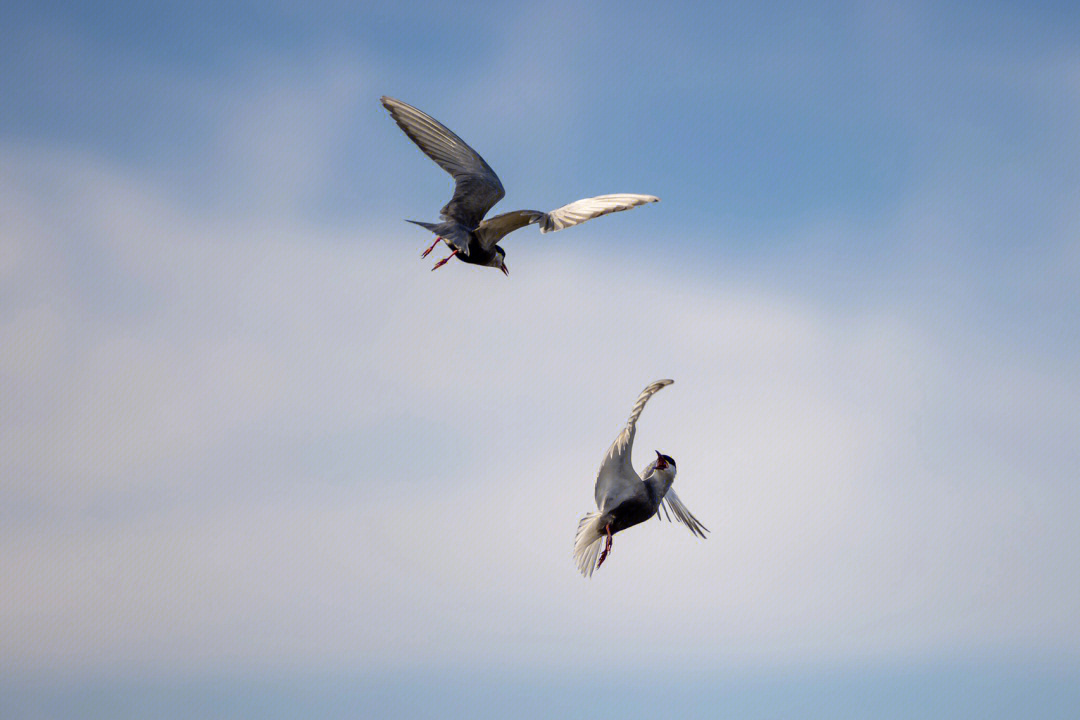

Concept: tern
[[381, 96, 659, 275], [574, 379, 708, 577]]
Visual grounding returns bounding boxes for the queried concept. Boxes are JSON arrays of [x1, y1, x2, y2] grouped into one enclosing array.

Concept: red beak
[[654, 450, 667, 469], [500, 263, 509, 276]]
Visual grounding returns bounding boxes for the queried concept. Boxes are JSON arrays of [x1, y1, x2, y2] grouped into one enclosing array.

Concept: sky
[[2, 1, 1079, 717]]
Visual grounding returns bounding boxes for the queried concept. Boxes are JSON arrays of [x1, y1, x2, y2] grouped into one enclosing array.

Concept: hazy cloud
[[2, 136, 1077, 678]]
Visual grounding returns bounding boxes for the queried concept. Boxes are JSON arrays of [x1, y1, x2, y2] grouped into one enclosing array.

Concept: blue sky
[[2, 1, 1079, 718]]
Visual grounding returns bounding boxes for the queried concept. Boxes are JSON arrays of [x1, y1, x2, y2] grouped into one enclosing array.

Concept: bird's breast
[[458, 237, 496, 266], [608, 498, 656, 534]]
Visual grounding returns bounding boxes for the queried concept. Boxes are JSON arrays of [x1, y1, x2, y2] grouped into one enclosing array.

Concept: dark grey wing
[[381, 96, 505, 228], [657, 487, 709, 538], [475, 210, 544, 249], [594, 379, 674, 512], [540, 194, 659, 233]]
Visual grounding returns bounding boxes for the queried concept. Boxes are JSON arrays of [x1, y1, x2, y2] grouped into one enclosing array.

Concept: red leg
[[421, 236, 444, 258], [597, 524, 613, 568], [431, 249, 459, 271]]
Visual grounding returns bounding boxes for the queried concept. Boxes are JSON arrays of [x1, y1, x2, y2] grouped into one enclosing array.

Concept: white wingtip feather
[[539, 193, 660, 233]]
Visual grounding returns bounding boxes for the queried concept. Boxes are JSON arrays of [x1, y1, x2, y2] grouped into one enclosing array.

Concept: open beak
[[500, 263, 509, 276], [654, 450, 667, 469]]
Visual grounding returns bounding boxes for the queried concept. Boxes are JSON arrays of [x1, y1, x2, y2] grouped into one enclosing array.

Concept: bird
[[380, 96, 659, 275], [574, 379, 708, 577]]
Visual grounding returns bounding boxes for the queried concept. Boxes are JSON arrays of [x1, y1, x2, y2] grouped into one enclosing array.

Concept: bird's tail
[[574, 512, 605, 578], [405, 220, 472, 255]]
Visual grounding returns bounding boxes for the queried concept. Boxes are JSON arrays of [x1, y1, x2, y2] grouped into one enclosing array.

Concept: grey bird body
[[575, 379, 708, 577], [405, 220, 504, 269], [381, 96, 659, 273]]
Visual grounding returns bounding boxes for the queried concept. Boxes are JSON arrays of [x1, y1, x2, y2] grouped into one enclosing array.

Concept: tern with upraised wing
[[574, 379, 708, 577], [381, 96, 659, 275]]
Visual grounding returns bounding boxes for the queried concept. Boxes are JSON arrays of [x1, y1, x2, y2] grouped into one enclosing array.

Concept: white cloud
[[1, 140, 1077, 679]]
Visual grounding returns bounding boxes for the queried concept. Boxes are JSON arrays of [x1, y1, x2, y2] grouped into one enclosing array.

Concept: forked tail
[[406, 220, 472, 255], [574, 512, 605, 578]]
